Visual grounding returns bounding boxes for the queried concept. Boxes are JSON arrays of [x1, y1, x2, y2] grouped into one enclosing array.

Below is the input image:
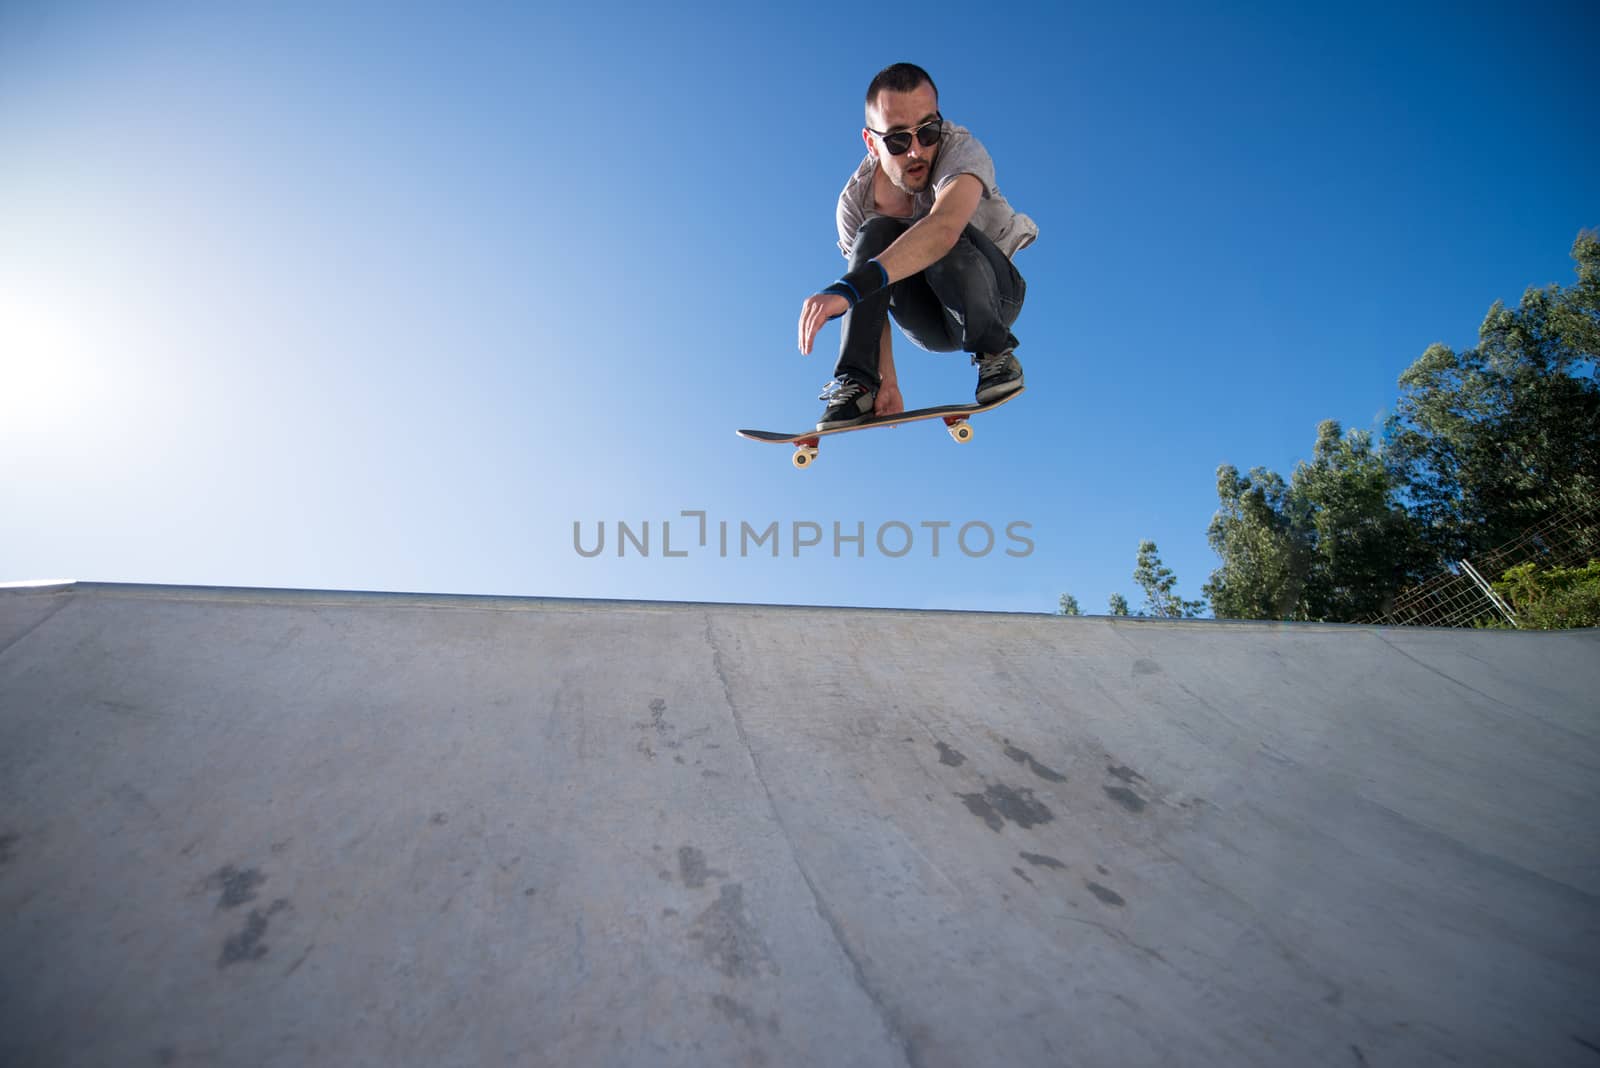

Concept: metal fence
[[1367, 506, 1599, 628]]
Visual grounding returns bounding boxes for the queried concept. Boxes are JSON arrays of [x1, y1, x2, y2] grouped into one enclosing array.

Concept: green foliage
[[1102, 232, 1599, 627], [1204, 465, 1311, 619], [1057, 593, 1081, 616], [1385, 232, 1600, 562], [1493, 560, 1600, 629], [1205, 421, 1428, 621], [1133, 540, 1206, 618], [1092, 543, 1204, 619]]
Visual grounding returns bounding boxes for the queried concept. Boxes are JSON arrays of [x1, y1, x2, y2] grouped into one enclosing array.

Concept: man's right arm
[[837, 183, 865, 258]]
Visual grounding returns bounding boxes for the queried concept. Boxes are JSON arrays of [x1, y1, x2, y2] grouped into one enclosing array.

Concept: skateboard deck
[[737, 388, 1023, 468]]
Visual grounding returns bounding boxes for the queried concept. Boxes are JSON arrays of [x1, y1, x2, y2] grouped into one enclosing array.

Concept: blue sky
[[2, 1, 1596, 614]]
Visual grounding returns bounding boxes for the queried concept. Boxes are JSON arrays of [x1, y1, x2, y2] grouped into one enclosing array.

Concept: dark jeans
[[834, 216, 1026, 388]]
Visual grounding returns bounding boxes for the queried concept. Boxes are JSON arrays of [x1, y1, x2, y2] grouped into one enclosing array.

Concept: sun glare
[[0, 293, 106, 438]]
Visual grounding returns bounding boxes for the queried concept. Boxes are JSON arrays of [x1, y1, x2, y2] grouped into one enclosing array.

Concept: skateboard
[[736, 388, 1024, 469]]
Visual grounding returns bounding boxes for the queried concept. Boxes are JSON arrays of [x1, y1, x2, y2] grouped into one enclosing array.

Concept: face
[[863, 81, 941, 196]]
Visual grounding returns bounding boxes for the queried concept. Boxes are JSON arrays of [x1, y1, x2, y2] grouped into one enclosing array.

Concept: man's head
[[863, 63, 943, 197]]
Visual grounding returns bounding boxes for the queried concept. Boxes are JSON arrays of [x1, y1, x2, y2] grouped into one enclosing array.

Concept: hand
[[797, 293, 850, 355], [874, 381, 904, 417]]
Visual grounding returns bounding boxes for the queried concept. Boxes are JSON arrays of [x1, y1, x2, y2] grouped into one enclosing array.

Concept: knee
[[850, 216, 907, 264], [922, 232, 988, 286]]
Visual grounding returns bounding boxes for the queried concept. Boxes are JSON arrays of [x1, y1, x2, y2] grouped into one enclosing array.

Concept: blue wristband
[[822, 260, 889, 306]]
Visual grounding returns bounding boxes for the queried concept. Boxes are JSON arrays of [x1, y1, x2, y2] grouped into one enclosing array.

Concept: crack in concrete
[[700, 613, 919, 1068]]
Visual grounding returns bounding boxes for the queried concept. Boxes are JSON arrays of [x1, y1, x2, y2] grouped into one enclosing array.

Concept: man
[[798, 62, 1037, 430]]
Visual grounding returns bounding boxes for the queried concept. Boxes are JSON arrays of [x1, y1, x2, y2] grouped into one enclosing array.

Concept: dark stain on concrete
[[1107, 765, 1145, 784], [218, 899, 290, 967], [678, 846, 727, 889], [1002, 741, 1067, 783], [1086, 882, 1126, 907], [637, 698, 685, 760], [1020, 852, 1067, 870], [0, 831, 18, 871], [1133, 659, 1162, 676], [688, 884, 776, 979], [205, 865, 266, 909], [957, 783, 1054, 831], [935, 741, 966, 767], [958, 792, 1003, 831], [1104, 785, 1148, 813], [647, 698, 672, 733], [1013, 867, 1035, 885]]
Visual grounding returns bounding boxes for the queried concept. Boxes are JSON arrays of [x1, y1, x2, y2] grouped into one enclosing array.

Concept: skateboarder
[[798, 62, 1037, 430]]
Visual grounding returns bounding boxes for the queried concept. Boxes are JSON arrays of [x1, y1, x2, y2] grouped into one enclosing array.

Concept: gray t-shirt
[[836, 123, 1038, 260]]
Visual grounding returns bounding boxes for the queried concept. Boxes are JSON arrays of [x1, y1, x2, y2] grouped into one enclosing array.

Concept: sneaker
[[816, 375, 877, 429], [973, 349, 1024, 403]]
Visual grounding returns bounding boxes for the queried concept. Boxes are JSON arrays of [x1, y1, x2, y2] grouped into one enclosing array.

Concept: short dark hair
[[865, 63, 938, 114]]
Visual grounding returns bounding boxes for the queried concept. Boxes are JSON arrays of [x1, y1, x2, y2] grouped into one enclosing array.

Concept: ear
[[861, 126, 877, 161]]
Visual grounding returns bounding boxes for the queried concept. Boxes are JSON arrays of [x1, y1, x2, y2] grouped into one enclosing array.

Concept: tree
[[1108, 593, 1130, 616], [1057, 594, 1081, 616], [1205, 465, 1310, 619], [1201, 233, 1597, 623], [1133, 540, 1206, 618], [1205, 421, 1428, 621], [1293, 421, 1431, 620], [1385, 231, 1600, 563]]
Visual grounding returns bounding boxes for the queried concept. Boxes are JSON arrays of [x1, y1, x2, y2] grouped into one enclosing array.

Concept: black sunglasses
[[866, 114, 944, 156]]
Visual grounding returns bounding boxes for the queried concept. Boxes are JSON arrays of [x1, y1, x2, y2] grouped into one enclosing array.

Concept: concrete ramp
[[1, 582, 1597, 1067]]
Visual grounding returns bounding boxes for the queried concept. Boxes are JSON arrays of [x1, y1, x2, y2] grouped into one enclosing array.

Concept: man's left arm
[[875, 174, 983, 284], [798, 175, 983, 355]]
